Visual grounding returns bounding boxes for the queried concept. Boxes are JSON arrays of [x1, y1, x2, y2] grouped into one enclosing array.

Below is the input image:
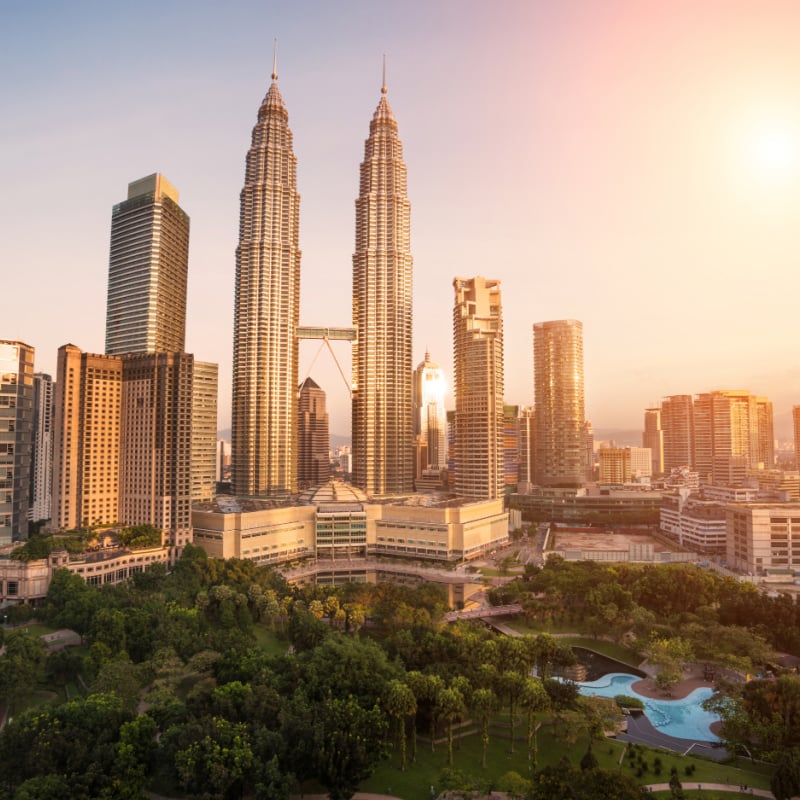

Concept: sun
[[754, 125, 796, 172]]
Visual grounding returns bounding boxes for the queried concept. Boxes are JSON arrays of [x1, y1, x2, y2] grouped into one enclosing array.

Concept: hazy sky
[[3, 0, 800, 440]]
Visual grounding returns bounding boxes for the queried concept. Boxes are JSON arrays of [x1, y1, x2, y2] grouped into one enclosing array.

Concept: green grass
[[15, 623, 60, 636], [359, 721, 772, 799], [557, 637, 643, 666]]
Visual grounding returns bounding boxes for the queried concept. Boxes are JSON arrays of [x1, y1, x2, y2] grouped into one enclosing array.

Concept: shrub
[[614, 694, 645, 710]]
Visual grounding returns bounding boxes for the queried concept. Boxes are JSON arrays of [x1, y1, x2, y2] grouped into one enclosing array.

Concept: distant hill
[[592, 429, 642, 447]]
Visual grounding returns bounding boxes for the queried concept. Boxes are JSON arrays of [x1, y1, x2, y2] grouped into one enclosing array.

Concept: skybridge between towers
[[296, 325, 357, 398]]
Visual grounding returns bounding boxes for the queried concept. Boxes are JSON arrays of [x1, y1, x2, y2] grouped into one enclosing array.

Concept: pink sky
[[3, 1, 800, 439]]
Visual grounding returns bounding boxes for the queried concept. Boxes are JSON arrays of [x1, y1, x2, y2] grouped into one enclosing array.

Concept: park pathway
[[643, 783, 773, 797]]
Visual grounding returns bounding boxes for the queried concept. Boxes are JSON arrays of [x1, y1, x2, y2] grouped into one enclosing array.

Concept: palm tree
[[436, 686, 465, 767], [519, 677, 549, 772], [497, 670, 525, 753], [384, 679, 417, 770], [471, 687, 497, 768]]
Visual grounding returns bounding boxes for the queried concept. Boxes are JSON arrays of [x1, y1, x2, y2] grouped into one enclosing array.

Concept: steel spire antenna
[[381, 53, 387, 94], [272, 38, 278, 81]]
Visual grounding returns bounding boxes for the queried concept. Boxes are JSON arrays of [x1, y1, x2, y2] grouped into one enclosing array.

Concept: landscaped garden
[[0, 551, 798, 798]]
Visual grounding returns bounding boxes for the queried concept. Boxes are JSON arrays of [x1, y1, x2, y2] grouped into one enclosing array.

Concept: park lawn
[[252, 623, 290, 656], [17, 623, 60, 637], [556, 636, 643, 665], [361, 719, 772, 799]]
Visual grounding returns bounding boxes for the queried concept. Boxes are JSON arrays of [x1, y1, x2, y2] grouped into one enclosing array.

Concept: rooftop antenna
[[272, 38, 278, 81], [381, 53, 387, 94]]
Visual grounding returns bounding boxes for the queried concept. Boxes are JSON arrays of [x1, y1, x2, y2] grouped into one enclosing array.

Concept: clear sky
[[3, 0, 800, 440]]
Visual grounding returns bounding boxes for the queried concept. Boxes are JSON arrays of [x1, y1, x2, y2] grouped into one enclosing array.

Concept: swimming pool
[[578, 672, 720, 741]]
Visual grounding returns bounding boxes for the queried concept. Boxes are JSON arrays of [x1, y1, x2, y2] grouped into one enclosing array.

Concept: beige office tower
[[0, 341, 34, 542], [31, 372, 55, 523], [231, 66, 300, 496], [518, 406, 535, 487], [413, 351, 447, 474], [453, 277, 504, 499], [297, 377, 330, 489], [191, 361, 218, 502], [693, 390, 774, 486], [642, 407, 664, 476], [583, 420, 594, 482], [52, 345, 123, 530], [533, 320, 585, 487], [105, 174, 189, 356], [352, 78, 413, 496], [661, 395, 694, 474], [794, 406, 800, 470], [120, 353, 193, 552]]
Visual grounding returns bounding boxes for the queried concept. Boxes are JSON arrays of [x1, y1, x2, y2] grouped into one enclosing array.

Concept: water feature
[[579, 672, 720, 741]]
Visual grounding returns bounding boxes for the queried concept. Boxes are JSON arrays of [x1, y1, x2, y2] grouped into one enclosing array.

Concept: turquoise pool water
[[578, 672, 720, 741]]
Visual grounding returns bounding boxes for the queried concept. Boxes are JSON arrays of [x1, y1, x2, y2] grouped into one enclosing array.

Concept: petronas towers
[[232, 63, 413, 497]]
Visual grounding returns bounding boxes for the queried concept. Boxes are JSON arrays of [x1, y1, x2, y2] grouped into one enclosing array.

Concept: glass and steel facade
[[105, 174, 189, 356], [231, 73, 300, 496], [352, 83, 414, 496]]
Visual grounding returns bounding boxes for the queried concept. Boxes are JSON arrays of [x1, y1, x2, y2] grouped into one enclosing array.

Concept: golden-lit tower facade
[[533, 320, 585, 487], [453, 277, 504, 499], [413, 351, 447, 472], [231, 58, 301, 496], [352, 71, 413, 496]]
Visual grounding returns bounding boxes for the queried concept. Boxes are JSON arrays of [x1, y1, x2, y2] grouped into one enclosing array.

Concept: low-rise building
[[660, 491, 727, 552], [726, 502, 800, 578]]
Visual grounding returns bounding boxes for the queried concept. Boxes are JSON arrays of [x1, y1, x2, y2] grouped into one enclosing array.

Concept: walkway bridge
[[444, 603, 522, 623]]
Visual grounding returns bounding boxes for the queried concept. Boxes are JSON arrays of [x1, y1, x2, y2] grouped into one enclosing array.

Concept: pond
[[578, 672, 720, 741]]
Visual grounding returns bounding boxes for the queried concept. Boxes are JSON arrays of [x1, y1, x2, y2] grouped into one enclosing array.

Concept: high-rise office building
[[30, 372, 55, 523], [503, 405, 520, 490], [0, 341, 34, 542], [120, 352, 194, 552], [52, 345, 123, 530], [53, 346, 196, 554], [231, 65, 300, 497], [694, 390, 773, 485], [583, 420, 595, 482], [642, 407, 664, 476], [453, 277, 504, 499], [191, 361, 218, 503], [533, 320, 585, 487], [352, 77, 413, 496], [518, 406, 535, 487], [413, 351, 447, 476], [794, 406, 800, 471], [105, 174, 190, 356], [298, 377, 330, 489], [661, 395, 694, 473]]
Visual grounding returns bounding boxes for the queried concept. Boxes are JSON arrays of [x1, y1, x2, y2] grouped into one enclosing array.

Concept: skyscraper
[[52, 345, 123, 530], [518, 406, 535, 487], [642, 407, 664, 476], [105, 174, 190, 356], [661, 395, 694, 473], [413, 351, 447, 476], [0, 341, 34, 542], [453, 277, 504, 499], [120, 352, 194, 552], [298, 377, 330, 489], [232, 63, 300, 497], [191, 361, 219, 503], [533, 320, 585, 487], [30, 372, 55, 523], [352, 75, 413, 496]]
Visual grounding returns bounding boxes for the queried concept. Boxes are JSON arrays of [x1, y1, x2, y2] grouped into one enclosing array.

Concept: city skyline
[[4, 2, 800, 439]]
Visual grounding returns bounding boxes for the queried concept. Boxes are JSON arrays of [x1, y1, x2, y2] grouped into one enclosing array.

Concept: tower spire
[[272, 38, 278, 81], [381, 53, 387, 95]]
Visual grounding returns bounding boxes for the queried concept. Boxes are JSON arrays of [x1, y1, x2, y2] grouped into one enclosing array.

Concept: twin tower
[[232, 67, 413, 497]]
